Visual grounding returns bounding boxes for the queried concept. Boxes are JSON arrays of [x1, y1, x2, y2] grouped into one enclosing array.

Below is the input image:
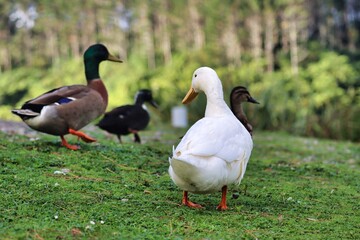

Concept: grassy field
[[0, 124, 359, 239]]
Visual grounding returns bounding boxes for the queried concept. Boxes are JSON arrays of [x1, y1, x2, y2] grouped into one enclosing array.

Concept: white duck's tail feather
[[170, 158, 200, 178]]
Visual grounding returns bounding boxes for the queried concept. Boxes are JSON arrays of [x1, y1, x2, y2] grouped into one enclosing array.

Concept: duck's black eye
[[194, 74, 197, 77]]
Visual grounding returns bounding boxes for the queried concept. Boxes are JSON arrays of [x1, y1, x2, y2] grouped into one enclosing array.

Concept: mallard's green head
[[84, 44, 122, 81]]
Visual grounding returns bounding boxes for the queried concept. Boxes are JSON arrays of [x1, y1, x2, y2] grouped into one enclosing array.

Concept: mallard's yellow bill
[[108, 53, 123, 62], [182, 88, 198, 104]]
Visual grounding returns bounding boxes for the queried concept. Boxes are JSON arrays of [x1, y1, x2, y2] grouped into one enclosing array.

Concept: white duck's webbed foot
[[182, 191, 203, 208]]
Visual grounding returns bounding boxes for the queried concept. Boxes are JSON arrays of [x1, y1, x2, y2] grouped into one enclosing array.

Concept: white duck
[[169, 67, 253, 210]]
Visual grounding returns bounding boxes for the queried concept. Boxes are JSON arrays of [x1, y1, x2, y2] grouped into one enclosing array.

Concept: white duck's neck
[[204, 88, 232, 118]]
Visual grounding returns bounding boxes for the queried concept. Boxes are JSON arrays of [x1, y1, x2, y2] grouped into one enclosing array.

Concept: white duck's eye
[[194, 74, 197, 77]]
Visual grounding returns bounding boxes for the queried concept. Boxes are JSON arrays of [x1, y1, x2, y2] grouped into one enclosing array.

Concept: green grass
[[0, 126, 359, 239]]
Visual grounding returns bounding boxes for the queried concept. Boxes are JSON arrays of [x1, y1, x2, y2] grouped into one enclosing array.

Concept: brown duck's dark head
[[230, 86, 259, 111]]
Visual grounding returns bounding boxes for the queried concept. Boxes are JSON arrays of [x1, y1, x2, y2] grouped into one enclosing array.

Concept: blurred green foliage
[[0, 47, 359, 141]]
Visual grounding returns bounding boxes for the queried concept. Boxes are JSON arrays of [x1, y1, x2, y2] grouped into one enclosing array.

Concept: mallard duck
[[11, 44, 122, 150], [97, 89, 158, 143], [230, 86, 259, 136], [168, 67, 254, 210]]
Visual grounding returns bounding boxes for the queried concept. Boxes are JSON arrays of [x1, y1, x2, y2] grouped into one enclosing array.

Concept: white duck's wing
[[174, 117, 252, 163]]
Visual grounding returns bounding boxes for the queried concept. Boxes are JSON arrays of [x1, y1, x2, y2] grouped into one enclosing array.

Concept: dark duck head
[[134, 89, 158, 108], [230, 86, 259, 136]]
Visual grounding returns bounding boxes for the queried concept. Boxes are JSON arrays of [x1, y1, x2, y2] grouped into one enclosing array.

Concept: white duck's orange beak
[[182, 87, 198, 104]]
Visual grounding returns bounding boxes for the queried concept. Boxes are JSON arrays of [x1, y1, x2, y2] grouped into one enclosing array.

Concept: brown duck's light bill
[[182, 88, 198, 104], [107, 53, 123, 62]]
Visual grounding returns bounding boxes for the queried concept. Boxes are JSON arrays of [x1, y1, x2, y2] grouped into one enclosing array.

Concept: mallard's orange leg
[[182, 191, 203, 208], [60, 136, 80, 150], [216, 186, 228, 211], [69, 129, 96, 143]]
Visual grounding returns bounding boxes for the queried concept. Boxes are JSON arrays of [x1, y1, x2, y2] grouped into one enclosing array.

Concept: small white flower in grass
[[53, 170, 65, 175], [54, 182, 60, 187], [90, 221, 95, 225], [53, 168, 70, 175], [54, 215, 59, 220], [100, 220, 105, 224], [287, 197, 293, 201], [121, 198, 129, 202]]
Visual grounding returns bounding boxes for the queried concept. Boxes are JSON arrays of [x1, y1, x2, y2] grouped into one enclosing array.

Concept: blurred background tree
[[0, 0, 359, 141]]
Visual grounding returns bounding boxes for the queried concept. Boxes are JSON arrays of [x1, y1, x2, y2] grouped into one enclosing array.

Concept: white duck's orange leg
[[60, 136, 80, 150], [216, 186, 228, 211], [69, 128, 96, 143], [182, 191, 203, 208]]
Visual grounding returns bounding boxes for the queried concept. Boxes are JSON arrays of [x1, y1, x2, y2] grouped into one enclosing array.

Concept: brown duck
[[230, 86, 259, 136], [12, 44, 122, 150]]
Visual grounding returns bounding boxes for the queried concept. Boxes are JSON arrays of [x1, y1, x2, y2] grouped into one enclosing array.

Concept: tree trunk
[[246, 14, 262, 60], [139, 1, 156, 69], [156, 1, 172, 64], [69, 33, 81, 58], [280, 12, 289, 53], [221, 12, 241, 66], [188, 0, 204, 50], [79, 4, 97, 52], [45, 27, 60, 64], [264, 10, 275, 72], [289, 17, 299, 75], [22, 30, 32, 66], [0, 30, 12, 70]]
